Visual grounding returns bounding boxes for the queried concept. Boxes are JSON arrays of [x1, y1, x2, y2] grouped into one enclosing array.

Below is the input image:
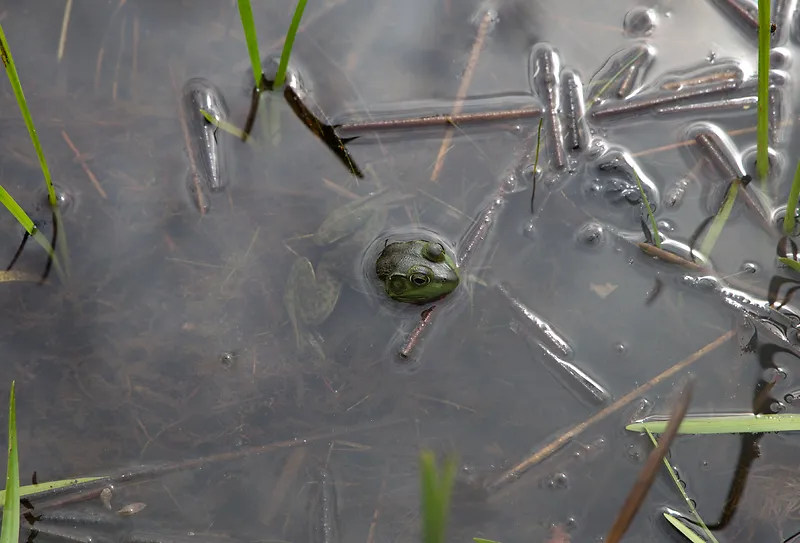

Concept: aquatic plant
[[419, 451, 456, 543], [237, 0, 263, 89], [274, 0, 308, 88], [0, 382, 19, 543], [783, 160, 800, 235], [756, 0, 770, 180], [634, 172, 661, 248], [0, 24, 60, 265]]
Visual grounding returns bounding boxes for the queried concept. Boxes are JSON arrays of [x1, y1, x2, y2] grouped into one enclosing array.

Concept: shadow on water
[[5, 0, 800, 541]]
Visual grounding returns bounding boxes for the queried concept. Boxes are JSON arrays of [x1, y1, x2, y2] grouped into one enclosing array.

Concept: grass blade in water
[[646, 429, 719, 543], [0, 24, 57, 206], [0, 476, 107, 504], [274, 0, 308, 89], [779, 257, 800, 273], [699, 179, 739, 256], [420, 451, 456, 543], [237, 0, 263, 88], [1, 382, 19, 543], [634, 172, 660, 247], [664, 513, 707, 543], [628, 412, 800, 434], [784, 160, 800, 235]]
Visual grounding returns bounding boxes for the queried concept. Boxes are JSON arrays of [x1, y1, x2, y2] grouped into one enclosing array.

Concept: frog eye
[[408, 265, 432, 287], [422, 242, 445, 263]]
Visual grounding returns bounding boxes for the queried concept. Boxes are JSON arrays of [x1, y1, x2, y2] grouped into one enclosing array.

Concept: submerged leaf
[[628, 413, 800, 434]]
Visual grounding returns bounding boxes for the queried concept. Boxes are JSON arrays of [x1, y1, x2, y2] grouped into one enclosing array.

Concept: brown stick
[[61, 130, 107, 199], [486, 330, 733, 494], [429, 11, 492, 182], [605, 380, 694, 543]]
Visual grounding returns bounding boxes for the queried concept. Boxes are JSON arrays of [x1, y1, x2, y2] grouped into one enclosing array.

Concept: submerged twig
[[486, 331, 732, 495], [605, 381, 693, 543], [430, 10, 492, 182]]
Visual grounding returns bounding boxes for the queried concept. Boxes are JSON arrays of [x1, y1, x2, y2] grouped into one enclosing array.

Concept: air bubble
[[784, 391, 800, 403], [656, 219, 674, 233], [614, 343, 627, 356], [576, 223, 605, 248], [545, 472, 569, 490], [219, 351, 237, 368], [771, 47, 792, 69], [626, 443, 643, 462], [523, 219, 537, 240], [37, 184, 74, 213], [741, 261, 758, 274], [623, 7, 658, 37]]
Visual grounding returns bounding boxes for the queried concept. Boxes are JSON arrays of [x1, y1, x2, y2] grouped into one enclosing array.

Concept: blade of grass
[[200, 109, 251, 143], [664, 513, 707, 543], [473, 539, 502, 543], [0, 24, 57, 207], [634, 172, 661, 248], [274, 0, 308, 89], [606, 381, 693, 543], [699, 178, 739, 256], [420, 451, 456, 543], [646, 428, 719, 543], [784, 160, 800, 235], [757, 0, 770, 181], [0, 476, 106, 504], [628, 412, 800, 434], [0, 382, 19, 543], [237, 0, 263, 89], [779, 256, 800, 273], [0, 186, 62, 274]]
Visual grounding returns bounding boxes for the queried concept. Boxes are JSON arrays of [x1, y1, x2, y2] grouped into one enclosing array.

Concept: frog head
[[375, 240, 460, 304]]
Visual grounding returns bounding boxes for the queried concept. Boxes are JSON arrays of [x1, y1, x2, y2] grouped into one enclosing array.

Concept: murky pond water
[[3, 0, 800, 541]]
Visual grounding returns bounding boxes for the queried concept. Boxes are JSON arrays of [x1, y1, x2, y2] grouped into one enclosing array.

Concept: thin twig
[[605, 380, 694, 543], [486, 331, 734, 495], [61, 130, 107, 199], [57, 0, 73, 62], [429, 11, 492, 182]]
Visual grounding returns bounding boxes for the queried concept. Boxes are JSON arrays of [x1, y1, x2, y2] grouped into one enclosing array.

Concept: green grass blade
[[0, 185, 65, 280], [0, 476, 107, 504], [646, 429, 719, 543], [634, 172, 661, 248], [200, 109, 251, 142], [237, 0, 263, 89], [0, 24, 57, 207], [1, 382, 19, 543], [420, 451, 456, 543], [474, 539, 502, 543], [779, 256, 800, 273], [0, 187, 35, 234], [664, 513, 707, 543], [784, 160, 800, 235], [699, 179, 739, 256], [628, 412, 800, 434], [274, 0, 308, 89], [756, 0, 770, 181]]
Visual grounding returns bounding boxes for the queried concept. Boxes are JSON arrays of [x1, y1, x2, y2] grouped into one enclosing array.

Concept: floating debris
[[117, 502, 147, 517], [530, 43, 567, 169], [181, 78, 230, 192], [561, 69, 590, 151]]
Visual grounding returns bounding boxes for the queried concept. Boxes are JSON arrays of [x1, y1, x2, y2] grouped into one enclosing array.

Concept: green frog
[[284, 188, 460, 356]]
